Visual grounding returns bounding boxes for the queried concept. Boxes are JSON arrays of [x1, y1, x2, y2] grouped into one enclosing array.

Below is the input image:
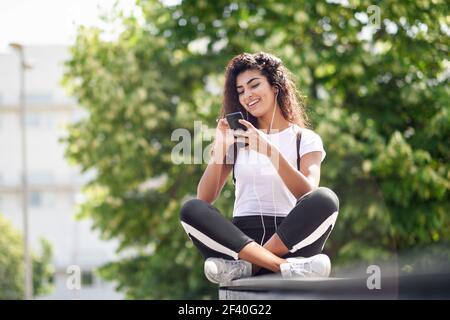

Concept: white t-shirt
[[233, 124, 326, 217]]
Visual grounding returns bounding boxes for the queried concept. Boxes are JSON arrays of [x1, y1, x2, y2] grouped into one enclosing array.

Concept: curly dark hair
[[220, 52, 309, 128]]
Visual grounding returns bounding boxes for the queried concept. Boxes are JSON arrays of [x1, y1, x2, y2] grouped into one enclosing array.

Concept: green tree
[[0, 214, 54, 299], [62, 0, 449, 298]]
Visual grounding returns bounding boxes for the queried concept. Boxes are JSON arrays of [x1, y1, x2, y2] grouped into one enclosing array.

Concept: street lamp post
[[9, 42, 33, 300]]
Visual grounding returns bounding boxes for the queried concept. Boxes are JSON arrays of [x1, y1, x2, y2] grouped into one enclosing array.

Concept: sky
[[0, 0, 169, 53]]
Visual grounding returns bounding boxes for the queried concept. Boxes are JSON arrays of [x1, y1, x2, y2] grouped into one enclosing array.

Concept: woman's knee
[[317, 187, 339, 209], [297, 187, 339, 213], [179, 198, 208, 222]]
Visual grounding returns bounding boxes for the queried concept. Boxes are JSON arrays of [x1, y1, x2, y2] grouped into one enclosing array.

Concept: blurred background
[[0, 0, 448, 300]]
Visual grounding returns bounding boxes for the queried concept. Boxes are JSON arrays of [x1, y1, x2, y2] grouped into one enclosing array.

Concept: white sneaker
[[280, 254, 331, 278], [204, 258, 252, 284]]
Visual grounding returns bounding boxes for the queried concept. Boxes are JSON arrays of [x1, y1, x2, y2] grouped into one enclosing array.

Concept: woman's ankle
[[251, 264, 260, 275]]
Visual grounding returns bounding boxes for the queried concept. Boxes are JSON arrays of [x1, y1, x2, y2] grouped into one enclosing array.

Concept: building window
[[29, 172, 54, 185], [29, 191, 42, 207], [26, 93, 53, 105], [26, 113, 40, 127], [27, 191, 55, 208], [26, 113, 55, 129]]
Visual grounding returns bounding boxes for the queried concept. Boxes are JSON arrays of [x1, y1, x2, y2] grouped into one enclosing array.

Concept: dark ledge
[[219, 272, 450, 300]]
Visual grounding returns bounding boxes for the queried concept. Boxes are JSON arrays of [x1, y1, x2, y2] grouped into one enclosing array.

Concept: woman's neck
[[257, 108, 291, 133]]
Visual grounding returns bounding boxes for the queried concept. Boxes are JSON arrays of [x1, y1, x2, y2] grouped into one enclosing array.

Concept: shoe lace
[[224, 260, 247, 279], [290, 261, 313, 277]]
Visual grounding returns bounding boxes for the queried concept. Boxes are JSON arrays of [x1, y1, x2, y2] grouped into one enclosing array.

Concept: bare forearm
[[268, 146, 313, 199], [196, 146, 230, 203], [197, 163, 222, 202]]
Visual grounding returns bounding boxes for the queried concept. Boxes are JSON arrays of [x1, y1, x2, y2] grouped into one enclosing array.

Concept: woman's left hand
[[233, 119, 275, 157]]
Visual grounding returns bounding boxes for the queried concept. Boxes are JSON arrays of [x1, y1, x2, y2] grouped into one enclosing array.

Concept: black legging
[[180, 187, 339, 274]]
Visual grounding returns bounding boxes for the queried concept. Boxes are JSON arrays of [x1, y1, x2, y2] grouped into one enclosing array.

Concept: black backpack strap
[[231, 143, 238, 185], [296, 129, 302, 171]]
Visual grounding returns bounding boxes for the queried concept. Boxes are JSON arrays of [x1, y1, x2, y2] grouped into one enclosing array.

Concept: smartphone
[[225, 111, 247, 131]]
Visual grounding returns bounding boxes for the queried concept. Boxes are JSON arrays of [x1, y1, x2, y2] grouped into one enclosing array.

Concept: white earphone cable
[[253, 172, 265, 245], [252, 89, 278, 245], [248, 110, 266, 246]]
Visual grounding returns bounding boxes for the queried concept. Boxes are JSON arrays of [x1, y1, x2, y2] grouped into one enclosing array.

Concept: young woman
[[179, 52, 339, 284]]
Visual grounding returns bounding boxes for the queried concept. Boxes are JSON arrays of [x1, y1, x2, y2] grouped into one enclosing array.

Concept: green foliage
[[0, 214, 23, 299], [0, 214, 54, 299], [62, 0, 449, 298], [32, 238, 54, 297]]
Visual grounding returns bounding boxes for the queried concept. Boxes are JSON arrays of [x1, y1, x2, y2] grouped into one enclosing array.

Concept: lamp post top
[[9, 42, 24, 50]]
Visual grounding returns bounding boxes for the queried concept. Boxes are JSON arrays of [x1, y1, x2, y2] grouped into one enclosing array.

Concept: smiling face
[[236, 69, 278, 118]]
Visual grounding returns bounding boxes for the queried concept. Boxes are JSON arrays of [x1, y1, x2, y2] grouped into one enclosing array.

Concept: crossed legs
[[180, 187, 340, 275]]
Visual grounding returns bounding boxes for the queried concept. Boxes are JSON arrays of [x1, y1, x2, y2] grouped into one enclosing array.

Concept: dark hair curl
[[220, 52, 309, 128]]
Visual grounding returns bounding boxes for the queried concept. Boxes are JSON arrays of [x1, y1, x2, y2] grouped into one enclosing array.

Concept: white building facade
[[0, 45, 123, 299]]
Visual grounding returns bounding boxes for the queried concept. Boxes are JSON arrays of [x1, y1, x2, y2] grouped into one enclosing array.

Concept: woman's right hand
[[213, 118, 235, 160]]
